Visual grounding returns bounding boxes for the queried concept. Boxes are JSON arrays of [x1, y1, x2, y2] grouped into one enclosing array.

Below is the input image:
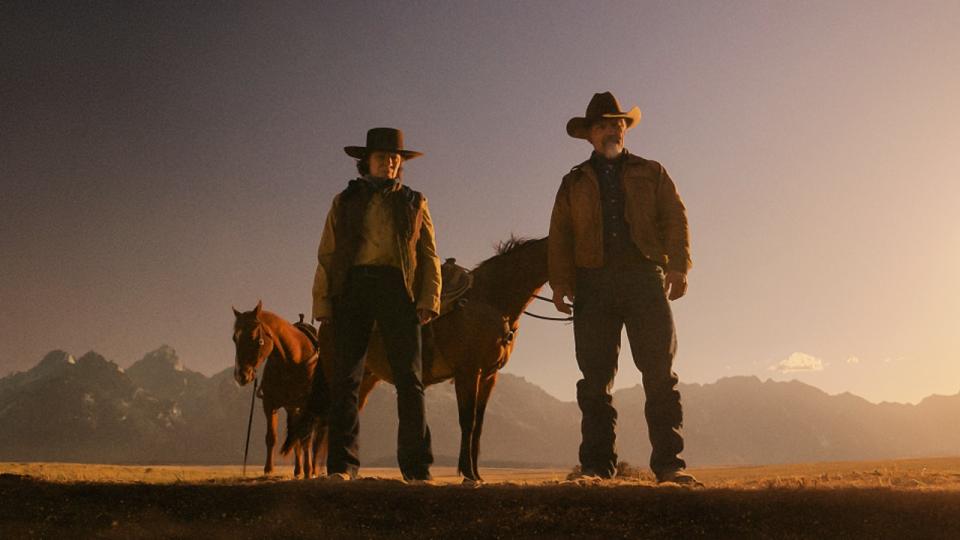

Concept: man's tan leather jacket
[[548, 152, 691, 294]]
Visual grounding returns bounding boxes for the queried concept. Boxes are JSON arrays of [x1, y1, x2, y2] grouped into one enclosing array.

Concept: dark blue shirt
[[590, 150, 632, 255]]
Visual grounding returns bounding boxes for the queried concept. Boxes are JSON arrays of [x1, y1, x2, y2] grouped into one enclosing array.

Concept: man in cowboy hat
[[549, 92, 698, 485], [309, 127, 441, 482]]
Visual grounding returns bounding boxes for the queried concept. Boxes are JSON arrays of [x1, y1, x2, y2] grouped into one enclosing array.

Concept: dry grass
[[3, 457, 960, 538], [693, 456, 960, 490], [0, 462, 246, 484], [0, 462, 573, 485], [6, 456, 960, 489]]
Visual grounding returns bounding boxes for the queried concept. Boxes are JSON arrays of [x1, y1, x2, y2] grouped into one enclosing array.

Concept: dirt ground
[[3, 457, 960, 538]]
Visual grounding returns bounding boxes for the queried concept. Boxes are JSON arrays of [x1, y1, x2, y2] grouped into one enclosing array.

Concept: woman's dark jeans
[[327, 266, 433, 480]]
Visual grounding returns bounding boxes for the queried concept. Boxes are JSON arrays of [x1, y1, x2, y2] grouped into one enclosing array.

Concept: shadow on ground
[[3, 473, 960, 539]]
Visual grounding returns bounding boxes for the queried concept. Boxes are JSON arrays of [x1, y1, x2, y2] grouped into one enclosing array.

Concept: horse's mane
[[496, 235, 534, 256], [472, 235, 543, 272]]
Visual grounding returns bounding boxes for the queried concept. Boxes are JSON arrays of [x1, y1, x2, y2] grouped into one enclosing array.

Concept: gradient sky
[[3, 1, 959, 404]]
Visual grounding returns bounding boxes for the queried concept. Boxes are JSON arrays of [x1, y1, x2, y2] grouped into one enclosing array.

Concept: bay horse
[[232, 301, 323, 478], [283, 236, 549, 483]]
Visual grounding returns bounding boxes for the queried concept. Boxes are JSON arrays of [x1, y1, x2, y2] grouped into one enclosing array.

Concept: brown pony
[[285, 237, 549, 483], [232, 301, 323, 478]]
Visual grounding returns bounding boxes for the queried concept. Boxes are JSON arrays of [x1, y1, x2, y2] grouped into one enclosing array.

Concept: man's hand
[[418, 309, 436, 325], [552, 287, 574, 315], [315, 316, 332, 326], [664, 271, 688, 301]]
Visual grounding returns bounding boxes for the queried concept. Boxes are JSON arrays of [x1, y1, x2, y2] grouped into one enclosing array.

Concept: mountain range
[[2, 347, 959, 469]]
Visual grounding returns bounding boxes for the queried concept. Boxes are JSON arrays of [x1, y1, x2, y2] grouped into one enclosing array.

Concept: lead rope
[[522, 294, 574, 322], [242, 376, 258, 477]]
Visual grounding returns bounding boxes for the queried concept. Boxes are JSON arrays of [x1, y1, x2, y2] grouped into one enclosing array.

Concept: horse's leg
[[264, 404, 278, 475], [471, 371, 499, 482], [311, 417, 327, 477], [293, 443, 303, 478], [357, 369, 381, 411], [287, 410, 304, 478], [454, 369, 481, 482], [298, 409, 314, 479], [302, 421, 312, 479]]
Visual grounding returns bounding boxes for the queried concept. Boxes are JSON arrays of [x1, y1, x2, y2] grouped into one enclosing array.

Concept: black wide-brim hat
[[566, 92, 641, 140], [344, 127, 423, 160]]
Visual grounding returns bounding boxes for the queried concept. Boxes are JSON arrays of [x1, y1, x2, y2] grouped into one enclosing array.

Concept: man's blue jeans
[[573, 257, 685, 478]]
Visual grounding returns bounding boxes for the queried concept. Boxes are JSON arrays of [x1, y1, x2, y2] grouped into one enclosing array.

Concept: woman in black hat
[[310, 127, 441, 482]]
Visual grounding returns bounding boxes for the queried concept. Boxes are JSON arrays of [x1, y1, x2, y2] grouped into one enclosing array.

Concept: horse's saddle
[[420, 258, 473, 381], [293, 314, 321, 351], [438, 258, 472, 316]]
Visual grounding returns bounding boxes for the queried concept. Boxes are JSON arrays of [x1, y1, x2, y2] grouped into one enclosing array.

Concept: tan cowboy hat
[[344, 127, 423, 160], [566, 92, 641, 139]]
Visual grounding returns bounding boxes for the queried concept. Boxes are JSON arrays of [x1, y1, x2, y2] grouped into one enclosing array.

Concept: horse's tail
[[280, 368, 329, 456], [281, 414, 319, 456]]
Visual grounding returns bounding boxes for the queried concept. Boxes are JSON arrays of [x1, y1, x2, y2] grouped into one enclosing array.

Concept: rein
[[523, 294, 573, 322], [242, 374, 258, 476]]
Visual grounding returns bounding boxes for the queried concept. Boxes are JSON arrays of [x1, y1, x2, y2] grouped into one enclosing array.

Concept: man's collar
[[590, 149, 626, 167]]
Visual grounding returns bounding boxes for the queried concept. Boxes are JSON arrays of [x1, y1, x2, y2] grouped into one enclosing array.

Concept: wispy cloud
[[846, 356, 861, 364], [771, 352, 824, 373]]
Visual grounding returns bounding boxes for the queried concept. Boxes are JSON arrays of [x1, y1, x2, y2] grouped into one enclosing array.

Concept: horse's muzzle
[[234, 365, 255, 386]]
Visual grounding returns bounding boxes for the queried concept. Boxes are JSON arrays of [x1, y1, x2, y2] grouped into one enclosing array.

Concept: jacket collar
[[590, 149, 626, 169], [359, 175, 402, 192]]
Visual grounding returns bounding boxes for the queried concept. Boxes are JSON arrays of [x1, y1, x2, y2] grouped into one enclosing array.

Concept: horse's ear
[[232, 306, 241, 318], [254, 300, 263, 318]]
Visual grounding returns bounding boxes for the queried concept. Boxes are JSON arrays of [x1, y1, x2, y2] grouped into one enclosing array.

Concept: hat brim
[[344, 146, 423, 160], [566, 106, 641, 139]]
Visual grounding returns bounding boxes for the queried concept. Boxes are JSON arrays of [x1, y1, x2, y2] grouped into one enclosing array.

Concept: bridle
[[235, 319, 284, 377], [234, 320, 269, 477], [236, 318, 277, 476]]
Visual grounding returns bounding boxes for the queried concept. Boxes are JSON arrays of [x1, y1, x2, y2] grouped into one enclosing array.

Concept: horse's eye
[[258, 338, 265, 346]]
